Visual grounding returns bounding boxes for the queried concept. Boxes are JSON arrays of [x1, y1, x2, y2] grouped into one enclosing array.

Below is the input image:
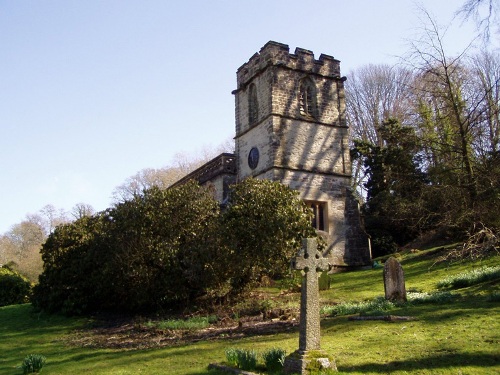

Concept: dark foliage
[[221, 178, 318, 293], [352, 119, 431, 256], [353, 118, 500, 257], [32, 180, 318, 315]]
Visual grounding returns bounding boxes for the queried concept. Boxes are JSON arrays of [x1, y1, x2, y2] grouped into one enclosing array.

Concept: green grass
[[1, 250, 499, 375]]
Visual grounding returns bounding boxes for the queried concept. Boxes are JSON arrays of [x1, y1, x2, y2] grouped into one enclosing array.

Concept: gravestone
[[383, 257, 407, 302], [283, 238, 337, 374]]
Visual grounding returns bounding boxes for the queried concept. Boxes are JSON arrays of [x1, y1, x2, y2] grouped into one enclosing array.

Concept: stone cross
[[291, 237, 330, 351], [383, 257, 407, 302]]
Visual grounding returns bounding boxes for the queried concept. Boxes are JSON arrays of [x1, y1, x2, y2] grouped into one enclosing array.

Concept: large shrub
[[32, 179, 320, 314], [222, 178, 319, 291], [33, 182, 222, 314], [0, 266, 31, 306], [101, 182, 223, 311], [31, 214, 109, 314]]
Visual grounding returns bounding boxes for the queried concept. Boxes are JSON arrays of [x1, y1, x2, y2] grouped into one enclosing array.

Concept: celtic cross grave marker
[[283, 238, 336, 373]]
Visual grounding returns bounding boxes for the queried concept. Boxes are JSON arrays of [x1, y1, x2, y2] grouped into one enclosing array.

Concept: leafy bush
[[437, 265, 500, 289], [20, 354, 46, 374], [0, 267, 31, 307], [31, 214, 109, 314], [222, 178, 320, 291], [262, 348, 286, 372], [225, 348, 257, 371], [33, 179, 318, 315], [33, 182, 222, 314], [368, 229, 399, 257]]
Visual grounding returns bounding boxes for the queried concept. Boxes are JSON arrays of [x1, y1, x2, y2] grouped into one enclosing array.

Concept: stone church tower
[[174, 41, 371, 268], [233, 41, 370, 267]]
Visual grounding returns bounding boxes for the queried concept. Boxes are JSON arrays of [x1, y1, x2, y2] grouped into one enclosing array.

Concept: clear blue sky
[[0, 1, 480, 233]]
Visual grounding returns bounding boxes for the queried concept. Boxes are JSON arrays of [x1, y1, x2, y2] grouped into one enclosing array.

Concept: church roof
[[170, 153, 236, 188]]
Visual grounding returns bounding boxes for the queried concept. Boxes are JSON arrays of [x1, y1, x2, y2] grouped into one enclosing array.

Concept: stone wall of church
[[271, 66, 344, 127], [234, 69, 273, 137], [273, 117, 349, 176], [234, 41, 371, 268], [203, 174, 236, 203], [271, 169, 351, 265], [344, 189, 372, 266]]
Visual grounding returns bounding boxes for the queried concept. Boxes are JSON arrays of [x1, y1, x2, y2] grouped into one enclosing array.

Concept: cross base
[[283, 349, 337, 374]]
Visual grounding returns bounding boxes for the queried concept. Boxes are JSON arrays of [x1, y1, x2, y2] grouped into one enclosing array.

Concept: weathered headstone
[[283, 238, 337, 374], [383, 257, 407, 302]]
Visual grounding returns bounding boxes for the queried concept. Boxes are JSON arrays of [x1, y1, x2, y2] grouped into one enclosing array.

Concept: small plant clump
[[20, 354, 46, 374], [262, 348, 286, 372], [224, 348, 258, 371], [437, 265, 500, 289]]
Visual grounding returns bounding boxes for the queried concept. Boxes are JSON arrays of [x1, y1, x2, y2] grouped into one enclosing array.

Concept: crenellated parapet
[[235, 41, 341, 90]]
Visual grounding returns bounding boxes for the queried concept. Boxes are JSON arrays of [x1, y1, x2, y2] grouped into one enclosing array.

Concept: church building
[[173, 41, 371, 269]]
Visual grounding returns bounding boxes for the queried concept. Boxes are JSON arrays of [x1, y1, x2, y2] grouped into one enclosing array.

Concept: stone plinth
[[283, 350, 336, 374]]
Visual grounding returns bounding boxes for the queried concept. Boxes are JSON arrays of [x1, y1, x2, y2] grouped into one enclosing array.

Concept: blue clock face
[[248, 147, 259, 169]]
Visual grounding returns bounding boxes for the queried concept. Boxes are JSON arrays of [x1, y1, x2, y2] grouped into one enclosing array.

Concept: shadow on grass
[[338, 352, 500, 373]]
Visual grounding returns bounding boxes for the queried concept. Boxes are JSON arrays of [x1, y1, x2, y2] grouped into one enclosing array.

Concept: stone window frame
[[248, 83, 259, 125], [305, 200, 328, 232], [298, 77, 318, 118]]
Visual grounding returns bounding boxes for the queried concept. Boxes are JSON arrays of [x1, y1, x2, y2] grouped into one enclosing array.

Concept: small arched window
[[248, 83, 258, 125], [299, 78, 317, 118]]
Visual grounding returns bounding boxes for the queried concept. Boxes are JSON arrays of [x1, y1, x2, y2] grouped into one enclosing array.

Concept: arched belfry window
[[299, 78, 317, 118], [248, 83, 258, 125]]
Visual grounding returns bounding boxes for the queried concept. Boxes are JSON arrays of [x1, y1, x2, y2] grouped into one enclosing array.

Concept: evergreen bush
[[32, 179, 318, 315], [0, 267, 31, 307]]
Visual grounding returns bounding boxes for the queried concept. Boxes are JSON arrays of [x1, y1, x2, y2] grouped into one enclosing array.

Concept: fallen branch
[[348, 315, 418, 321]]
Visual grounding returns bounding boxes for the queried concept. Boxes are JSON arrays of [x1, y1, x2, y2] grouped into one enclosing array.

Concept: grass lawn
[[1, 249, 499, 375]]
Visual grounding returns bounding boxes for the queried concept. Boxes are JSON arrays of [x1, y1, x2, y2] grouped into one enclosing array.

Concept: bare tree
[[70, 203, 96, 220], [407, 11, 480, 203], [0, 235, 16, 266], [346, 64, 414, 196], [469, 51, 500, 156], [24, 204, 69, 237], [112, 166, 186, 202], [2, 220, 45, 281], [456, 0, 500, 42], [112, 137, 234, 202], [7, 221, 45, 259], [0, 205, 69, 281]]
